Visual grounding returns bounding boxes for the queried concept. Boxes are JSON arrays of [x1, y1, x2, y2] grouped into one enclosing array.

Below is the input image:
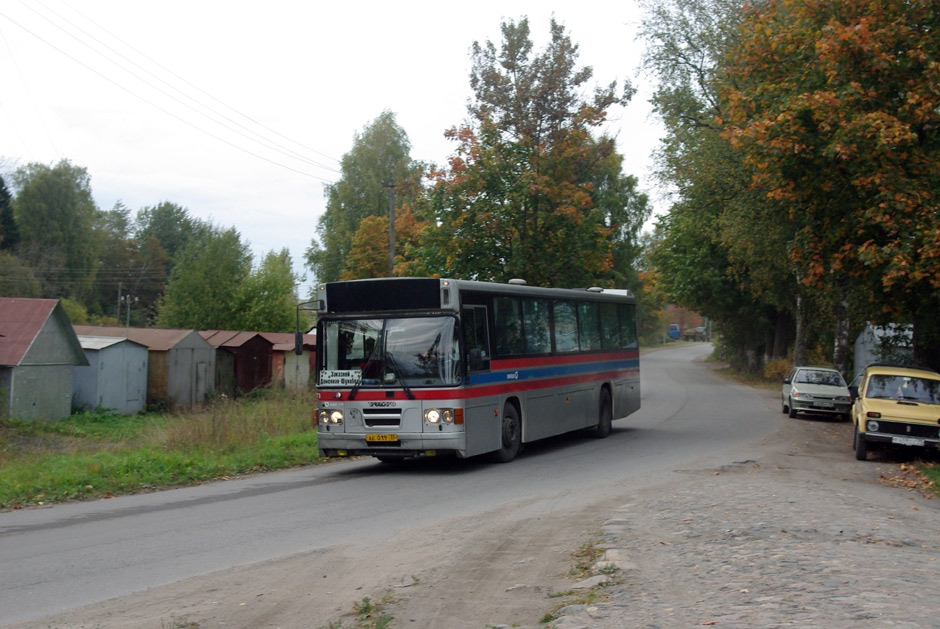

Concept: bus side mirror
[[294, 330, 304, 356]]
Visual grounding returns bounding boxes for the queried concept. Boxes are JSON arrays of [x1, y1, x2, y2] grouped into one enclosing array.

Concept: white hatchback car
[[782, 366, 851, 420]]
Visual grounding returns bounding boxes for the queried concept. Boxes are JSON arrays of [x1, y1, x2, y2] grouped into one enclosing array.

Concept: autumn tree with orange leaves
[[721, 0, 940, 370], [415, 17, 649, 289]]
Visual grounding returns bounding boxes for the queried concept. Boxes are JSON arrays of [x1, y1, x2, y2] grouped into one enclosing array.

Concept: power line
[[56, 0, 342, 169], [0, 5, 339, 182], [27, 0, 341, 175]]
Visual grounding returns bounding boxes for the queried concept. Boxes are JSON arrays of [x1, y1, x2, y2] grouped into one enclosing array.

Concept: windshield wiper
[[384, 351, 415, 399]]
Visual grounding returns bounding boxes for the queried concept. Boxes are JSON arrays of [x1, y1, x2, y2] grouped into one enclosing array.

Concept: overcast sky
[[0, 1, 665, 294]]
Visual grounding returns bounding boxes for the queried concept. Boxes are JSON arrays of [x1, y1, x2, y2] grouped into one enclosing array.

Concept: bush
[[764, 359, 791, 382]]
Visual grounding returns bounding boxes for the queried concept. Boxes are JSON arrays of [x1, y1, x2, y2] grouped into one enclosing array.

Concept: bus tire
[[590, 389, 613, 439], [489, 403, 521, 463]]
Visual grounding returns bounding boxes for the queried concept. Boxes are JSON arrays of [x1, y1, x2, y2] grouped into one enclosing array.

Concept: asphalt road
[[0, 343, 778, 625]]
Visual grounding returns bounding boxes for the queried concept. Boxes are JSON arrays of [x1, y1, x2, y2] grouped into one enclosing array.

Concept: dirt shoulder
[[9, 385, 938, 629]]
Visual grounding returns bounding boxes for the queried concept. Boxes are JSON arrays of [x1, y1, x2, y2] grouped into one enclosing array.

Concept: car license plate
[[892, 436, 925, 447], [815, 402, 834, 408], [365, 433, 398, 443]]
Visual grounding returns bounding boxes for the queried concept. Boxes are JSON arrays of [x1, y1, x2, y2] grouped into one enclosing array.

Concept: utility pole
[[122, 294, 138, 328], [385, 183, 396, 277]]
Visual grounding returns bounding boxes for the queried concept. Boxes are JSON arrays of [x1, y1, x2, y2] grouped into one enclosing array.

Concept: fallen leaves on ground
[[877, 463, 936, 498]]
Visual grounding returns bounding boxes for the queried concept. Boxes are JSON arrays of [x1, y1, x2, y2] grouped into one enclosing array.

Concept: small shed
[[0, 298, 88, 420], [73, 325, 215, 410], [199, 330, 273, 396], [853, 323, 914, 378], [73, 336, 149, 414], [260, 332, 317, 392]]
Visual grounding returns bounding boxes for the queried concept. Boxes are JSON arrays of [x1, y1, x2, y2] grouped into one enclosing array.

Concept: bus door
[[461, 305, 498, 456]]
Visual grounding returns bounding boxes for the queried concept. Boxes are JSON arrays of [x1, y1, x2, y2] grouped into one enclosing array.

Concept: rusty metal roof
[[72, 325, 198, 351], [0, 298, 60, 366], [199, 330, 267, 348], [259, 331, 317, 352]]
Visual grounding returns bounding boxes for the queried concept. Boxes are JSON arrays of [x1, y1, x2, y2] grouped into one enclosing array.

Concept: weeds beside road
[[0, 390, 319, 509]]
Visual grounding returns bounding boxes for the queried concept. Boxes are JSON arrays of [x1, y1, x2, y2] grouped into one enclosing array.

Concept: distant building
[[73, 336, 149, 414], [199, 330, 274, 396], [0, 298, 88, 420], [854, 323, 913, 378], [73, 326, 215, 410], [260, 332, 317, 392]]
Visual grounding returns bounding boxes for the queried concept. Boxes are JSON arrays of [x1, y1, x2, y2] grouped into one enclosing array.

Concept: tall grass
[[0, 389, 319, 509]]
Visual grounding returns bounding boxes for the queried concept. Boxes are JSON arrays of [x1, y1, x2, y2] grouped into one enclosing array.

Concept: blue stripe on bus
[[467, 358, 639, 386]]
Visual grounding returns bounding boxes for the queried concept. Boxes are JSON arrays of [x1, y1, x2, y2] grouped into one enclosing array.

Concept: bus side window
[[523, 298, 551, 354], [553, 301, 579, 352], [494, 297, 524, 356], [577, 302, 601, 351], [462, 306, 490, 371], [621, 304, 638, 349], [600, 303, 622, 350]]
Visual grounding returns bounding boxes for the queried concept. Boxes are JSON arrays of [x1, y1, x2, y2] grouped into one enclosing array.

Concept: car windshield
[[865, 374, 940, 403], [796, 369, 845, 387], [319, 315, 461, 388]]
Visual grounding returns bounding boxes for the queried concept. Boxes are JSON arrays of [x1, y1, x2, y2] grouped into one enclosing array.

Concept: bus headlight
[[319, 409, 344, 425], [425, 408, 455, 424]]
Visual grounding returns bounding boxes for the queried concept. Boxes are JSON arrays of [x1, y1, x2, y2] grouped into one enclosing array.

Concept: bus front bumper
[[318, 431, 467, 459]]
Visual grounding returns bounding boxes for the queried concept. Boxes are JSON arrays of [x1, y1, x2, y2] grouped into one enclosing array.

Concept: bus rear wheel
[[489, 404, 521, 463], [590, 389, 613, 439]]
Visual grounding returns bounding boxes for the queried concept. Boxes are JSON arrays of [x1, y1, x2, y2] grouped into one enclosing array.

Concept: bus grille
[[363, 408, 402, 427]]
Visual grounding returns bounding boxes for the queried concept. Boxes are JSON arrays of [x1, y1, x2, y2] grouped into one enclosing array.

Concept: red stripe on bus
[[317, 369, 639, 402]]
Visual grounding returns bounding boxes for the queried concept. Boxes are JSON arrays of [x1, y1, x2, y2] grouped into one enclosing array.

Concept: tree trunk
[[772, 309, 790, 361], [832, 279, 851, 377], [793, 292, 807, 367], [912, 295, 940, 373]]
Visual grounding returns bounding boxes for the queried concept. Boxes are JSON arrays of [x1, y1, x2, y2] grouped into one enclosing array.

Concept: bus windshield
[[320, 315, 461, 388]]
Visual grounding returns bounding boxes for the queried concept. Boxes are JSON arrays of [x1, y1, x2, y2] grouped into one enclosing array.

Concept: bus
[[313, 277, 640, 463]]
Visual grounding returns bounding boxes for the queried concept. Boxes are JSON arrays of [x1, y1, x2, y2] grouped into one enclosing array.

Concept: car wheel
[[854, 425, 868, 461], [781, 398, 788, 414], [589, 389, 613, 439], [489, 403, 521, 463], [787, 398, 797, 418]]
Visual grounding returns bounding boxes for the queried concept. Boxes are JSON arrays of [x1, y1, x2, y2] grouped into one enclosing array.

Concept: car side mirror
[[782, 378, 791, 384]]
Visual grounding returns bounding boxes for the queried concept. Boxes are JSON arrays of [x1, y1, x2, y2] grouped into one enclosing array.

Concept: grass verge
[[0, 389, 318, 509]]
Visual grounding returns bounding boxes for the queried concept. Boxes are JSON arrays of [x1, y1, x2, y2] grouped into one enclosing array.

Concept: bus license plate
[[366, 434, 398, 443], [892, 436, 924, 447]]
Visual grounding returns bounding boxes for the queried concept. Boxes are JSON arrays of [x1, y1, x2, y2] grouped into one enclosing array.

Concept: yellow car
[[850, 364, 940, 461]]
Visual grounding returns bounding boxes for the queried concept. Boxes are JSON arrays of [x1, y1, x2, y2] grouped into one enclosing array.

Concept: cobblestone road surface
[[547, 411, 940, 629]]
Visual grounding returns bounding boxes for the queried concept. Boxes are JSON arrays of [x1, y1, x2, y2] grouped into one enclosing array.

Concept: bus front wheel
[[490, 404, 521, 463]]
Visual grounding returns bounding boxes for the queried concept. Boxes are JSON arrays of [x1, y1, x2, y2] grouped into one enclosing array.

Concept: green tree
[[721, 0, 940, 370], [0, 175, 18, 251], [156, 226, 251, 329], [233, 249, 300, 332], [0, 251, 41, 297], [418, 17, 647, 288], [640, 0, 815, 370], [306, 110, 422, 283], [135, 201, 211, 261], [10, 159, 102, 300]]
